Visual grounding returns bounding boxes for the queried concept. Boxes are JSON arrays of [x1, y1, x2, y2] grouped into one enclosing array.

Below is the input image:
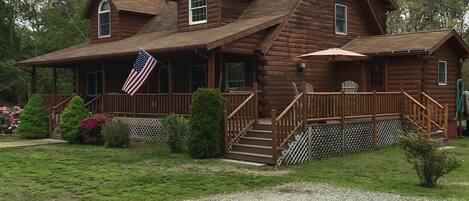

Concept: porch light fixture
[[297, 58, 306, 72]]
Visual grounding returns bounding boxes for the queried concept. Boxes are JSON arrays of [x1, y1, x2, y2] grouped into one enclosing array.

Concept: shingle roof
[[18, 14, 286, 66], [20, 0, 292, 66], [84, 0, 161, 18], [342, 29, 469, 56]]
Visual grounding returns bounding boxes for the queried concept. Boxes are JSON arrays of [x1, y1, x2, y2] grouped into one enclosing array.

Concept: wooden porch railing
[[41, 94, 72, 109], [49, 96, 73, 136], [270, 82, 448, 162], [421, 92, 448, 138], [83, 92, 255, 117], [224, 92, 258, 151]]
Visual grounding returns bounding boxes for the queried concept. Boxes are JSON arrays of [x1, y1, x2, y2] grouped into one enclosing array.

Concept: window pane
[[99, 13, 110, 36], [159, 68, 169, 93], [226, 62, 245, 89], [100, 13, 110, 24], [191, 65, 207, 91], [192, 7, 207, 22], [87, 73, 97, 96], [100, 1, 110, 11], [336, 5, 346, 19], [336, 19, 345, 33], [191, 0, 206, 8], [96, 72, 103, 94], [438, 62, 446, 84]]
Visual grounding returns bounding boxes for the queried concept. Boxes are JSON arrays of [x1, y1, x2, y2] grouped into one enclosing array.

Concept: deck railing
[[41, 94, 72, 109], [83, 92, 254, 117], [224, 91, 258, 151], [49, 96, 73, 136], [270, 82, 448, 162]]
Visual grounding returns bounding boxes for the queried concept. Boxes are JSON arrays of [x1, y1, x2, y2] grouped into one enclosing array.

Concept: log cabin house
[[18, 0, 469, 165]]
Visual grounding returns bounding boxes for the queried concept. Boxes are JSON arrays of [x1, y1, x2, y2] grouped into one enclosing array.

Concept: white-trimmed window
[[335, 4, 347, 35], [87, 72, 103, 96], [226, 62, 245, 90], [189, 0, 207, 25], [98, 0, 111, 38], [438, 61, 447, 86], [191, 64, 207, 92]]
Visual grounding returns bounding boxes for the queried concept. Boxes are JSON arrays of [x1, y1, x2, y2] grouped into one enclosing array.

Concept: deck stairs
[[225, 121, 276, 165]]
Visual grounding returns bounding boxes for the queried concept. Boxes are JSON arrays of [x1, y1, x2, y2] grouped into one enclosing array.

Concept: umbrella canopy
[[297, 48, 369, 61]]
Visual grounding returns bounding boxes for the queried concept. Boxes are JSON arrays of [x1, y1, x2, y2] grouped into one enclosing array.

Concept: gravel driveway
[[191, 183, 439, 201]]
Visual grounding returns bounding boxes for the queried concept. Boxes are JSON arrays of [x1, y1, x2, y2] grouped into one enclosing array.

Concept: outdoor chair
[[341, 81, 359, 93]]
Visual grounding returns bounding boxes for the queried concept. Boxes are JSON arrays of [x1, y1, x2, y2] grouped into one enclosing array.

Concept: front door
[[367, 62, 385, 91]]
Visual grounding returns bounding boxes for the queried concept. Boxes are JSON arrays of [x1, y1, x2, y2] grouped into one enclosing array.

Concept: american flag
[[122, 49, 157, 96]]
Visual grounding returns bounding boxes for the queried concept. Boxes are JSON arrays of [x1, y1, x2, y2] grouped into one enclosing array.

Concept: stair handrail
[[224, 86, 259, 152], [85, 94, 104, 114], [271, 91, 306, 162], [48, 95, 73, 136], [421, 92, 448, 138]]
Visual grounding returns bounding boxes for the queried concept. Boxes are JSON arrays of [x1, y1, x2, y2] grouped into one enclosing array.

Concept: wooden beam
[[207, 51, 216, 88], [31, 67, 37, 95], [360, 62, 367, 92], [168, 56, 174, 112], [53, 67, 57, 95], [364, 0, 384, 34]]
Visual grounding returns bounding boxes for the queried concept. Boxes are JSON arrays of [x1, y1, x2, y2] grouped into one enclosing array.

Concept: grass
[[0, 140, 469, 200], [0, 134, 21, 142]]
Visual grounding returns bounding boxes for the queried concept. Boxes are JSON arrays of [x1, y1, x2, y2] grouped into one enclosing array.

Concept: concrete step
[[225, 151, 275, 165], [231, 144, 273, 155]]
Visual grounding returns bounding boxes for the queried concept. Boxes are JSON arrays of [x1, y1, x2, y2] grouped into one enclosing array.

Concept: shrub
[[79, 114, 108, 144], [103, 118, 130, 148], [161, 114, 190, 153], [188, 88, 224, 158], [17, 95, 49, 139], [0, 106, 21, 134], [60, 96, 90, 143], [398, 132, 461, 187]]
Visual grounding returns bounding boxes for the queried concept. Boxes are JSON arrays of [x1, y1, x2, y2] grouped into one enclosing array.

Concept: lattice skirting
[[279, 117, 402, 166], [116, 117, 168, 144]]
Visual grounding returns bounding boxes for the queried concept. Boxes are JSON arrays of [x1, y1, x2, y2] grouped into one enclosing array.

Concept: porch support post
[[31, 66, 37, 95], [207, 51, 216, 88], [53, 67, 58, 106], [360, 62, 366, 92], [74, 65, 79, 94], [53, 67, 57, 94], [384, 60, 389, 91], [168, 56, 174, 113]]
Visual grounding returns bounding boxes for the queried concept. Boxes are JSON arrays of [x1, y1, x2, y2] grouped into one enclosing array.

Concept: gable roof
[[83, 0, 160, 18], [342, 29, 469, 56]]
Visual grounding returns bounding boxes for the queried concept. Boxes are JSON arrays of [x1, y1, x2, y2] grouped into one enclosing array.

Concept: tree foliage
[[16, 94, 49, 139], [60, 96, 89, 143], [388, 0, 469, 42]]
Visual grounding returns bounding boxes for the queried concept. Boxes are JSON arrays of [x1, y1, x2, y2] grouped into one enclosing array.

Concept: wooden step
[[225, 151, 275, 165], [239, 136, 272, 146], [246, 129, 272, 138], [231, 144, 273, 155], [253, 123, 272, 131]]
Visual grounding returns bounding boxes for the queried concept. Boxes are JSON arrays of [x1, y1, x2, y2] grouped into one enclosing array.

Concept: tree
[[60, 96, 89, 143], [388, 0, 469, 42], [16, 94, 49, 139]]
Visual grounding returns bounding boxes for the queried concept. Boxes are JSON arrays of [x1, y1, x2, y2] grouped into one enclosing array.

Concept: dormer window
[[98, 0, 111, 38], [189, 0, 207, 25]]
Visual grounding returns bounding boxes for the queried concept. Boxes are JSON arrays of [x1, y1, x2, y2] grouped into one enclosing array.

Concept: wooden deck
[[41, 83, 449, 165]]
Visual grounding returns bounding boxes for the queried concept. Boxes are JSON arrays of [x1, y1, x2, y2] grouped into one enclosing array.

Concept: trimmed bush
[[103, 118, 130, 148], [17, 94, 49, 139], [161, 113, 190, 153], [60, 96, 90, 143], [79, 114, 108, 144], [398, 132, 461, 187], [188, 88, 224, 158]]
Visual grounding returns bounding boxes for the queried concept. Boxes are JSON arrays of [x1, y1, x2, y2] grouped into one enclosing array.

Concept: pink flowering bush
[[79, 114, 108, 144], [0, 106, 22, 134]]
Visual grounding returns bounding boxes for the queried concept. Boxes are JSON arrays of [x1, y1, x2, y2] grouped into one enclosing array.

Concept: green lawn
[[0, 140, 468, 200], [0, 135, 21, 142]]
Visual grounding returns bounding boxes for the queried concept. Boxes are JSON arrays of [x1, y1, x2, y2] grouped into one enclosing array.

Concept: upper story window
[[189, 0, 207, 25], [98, 0, 111, 38], [438, 61, 447, 86], [335, 4, 347, 35]]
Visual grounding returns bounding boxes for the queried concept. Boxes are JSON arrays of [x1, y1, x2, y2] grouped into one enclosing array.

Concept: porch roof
[[18, 14, 286, 66], [342, 29, 469, 57]]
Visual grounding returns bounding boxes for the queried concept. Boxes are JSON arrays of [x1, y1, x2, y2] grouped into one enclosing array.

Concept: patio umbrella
[[297, 48, 369, 61]]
